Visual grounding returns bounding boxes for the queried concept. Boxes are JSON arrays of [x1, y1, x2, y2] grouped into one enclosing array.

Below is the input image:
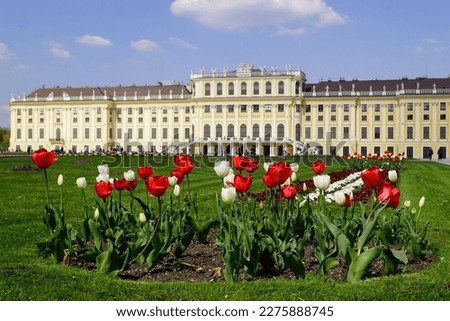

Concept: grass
[[1, 154, 450, 300]]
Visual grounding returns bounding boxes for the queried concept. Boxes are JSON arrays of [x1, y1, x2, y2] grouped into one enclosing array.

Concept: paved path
[[423, 158, 450, 165]]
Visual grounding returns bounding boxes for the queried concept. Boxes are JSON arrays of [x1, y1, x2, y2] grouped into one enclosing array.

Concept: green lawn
[[1, 154, 449, 300]]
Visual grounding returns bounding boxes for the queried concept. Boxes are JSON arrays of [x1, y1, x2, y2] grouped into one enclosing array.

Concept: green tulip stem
[[43, 168, 50, 206]]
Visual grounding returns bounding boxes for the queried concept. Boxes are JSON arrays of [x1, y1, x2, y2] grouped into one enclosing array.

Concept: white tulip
[[123, 169, 135, 182], [76, 177, 87, 189], [139, 212, 147, 223], [214, 160, 231, 178], [96, 174, 110, 183], [388, 170, 398, 182], [313, 174, 331, 191], [221, 187, 237, 204], [168, 176, 178, 186], [97, 164, 109, 175], [404, 200, 411, 208], [419, 196, 425, 208], [334, 190, 346, 206], [223, 173, 235, 187], [57, 174, 64, 186], [290, 162, 299, 172], [174, 184, 180, 197]]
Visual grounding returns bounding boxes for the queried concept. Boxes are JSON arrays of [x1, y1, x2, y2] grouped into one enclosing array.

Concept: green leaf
[[347, 246, 382, 283]]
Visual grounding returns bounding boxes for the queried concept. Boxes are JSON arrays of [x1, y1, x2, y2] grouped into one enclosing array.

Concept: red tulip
[[126, 179, 138, 191], [343, 194, 352, 208], [262, 162, 292, 188], [114, 178, 128, 191], [311, 160, 326, 175], [232, 155, 249, 171], [146, 175, 169, 197], [95, 181, 114, 199], [377, 181, 400, 208], [174, 154, 195, 175], [361, 166, 385, 189], [234, 174, 253, 193], [137, 166, 153, 180], [31, 148, 59, 170], [170, 168, 185, 184], [281, 185, 297, 200], [245, 159, 259, 174]]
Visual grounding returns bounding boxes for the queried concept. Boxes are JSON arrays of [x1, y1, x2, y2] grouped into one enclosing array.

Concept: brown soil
[[69, 230, 436, 282]]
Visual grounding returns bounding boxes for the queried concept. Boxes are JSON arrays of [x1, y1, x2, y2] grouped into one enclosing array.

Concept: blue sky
[[1, 0, 450, 128]]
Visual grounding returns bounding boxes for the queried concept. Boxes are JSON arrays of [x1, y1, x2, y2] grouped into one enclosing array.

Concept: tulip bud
[[419, 196, 425, 208], [290, 172, 297, 182], [303, 182, 308, 192], [94, 208, 100, 220], [57, 174, 64, 186], [290, 162, 299, 172], [123, 169, 135, 182], [221, 187, 237, 204], [76, 177, 87, 189], [174, 184, 180, 197], [388, 170, 398, 183], [168, 176, 178, 186], [334, 190, 346, 206], [259, 201, 264, 209], [411, 208, 417, 215], [404, 200, 411, 208], [139, 212, 147, 223]]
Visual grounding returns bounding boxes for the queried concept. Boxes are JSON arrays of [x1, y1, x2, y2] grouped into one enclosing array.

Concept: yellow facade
[[9, 64, 450, 159]]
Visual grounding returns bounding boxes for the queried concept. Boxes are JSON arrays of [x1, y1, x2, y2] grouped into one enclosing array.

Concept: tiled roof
[[304, 77, 450, 92]]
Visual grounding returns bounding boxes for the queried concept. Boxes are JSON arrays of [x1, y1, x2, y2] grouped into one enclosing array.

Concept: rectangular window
[[374, 127, 380, 139], [152, 117, 156, 122], [163, 107, 168, 114], [204, 105, 210, 113], [440, 126, 446, 139], [252, 105, 259, 112], [216, 105, 222, 113], [117, 128, 122, 139], [318, 104, 324, 112], [295, 104, 301, 112], [423, 114, 429, 121], [277, 104, 284, 112], [127, 129, 133, 140], [374, 115, 380, 121], [387, 127, 394, 139], [174, 117, 178, 122], [388, 104, 394, 112], [138, 107, 143, 114], [361, 115, 367, 121], [407, 103, 413, 111], [264, 104, 272, 112], [152, 128, 157, 139], [440, 102, 446, 111], [240, 105, 247, 112], [97, 117, 101, 122], [305, 127, 311, 139], [39, 128, 44, 139], [318, 115, 323, 122], [343, 104, 350, 112], [330, 115, 336, 121], [407, 114, 413, 120], [16, 129, 21, 139], [407, 126, 413, 139], [173, 128, 179, 140], [152, 107, 157, 114], [343, 127, 349, 139], [163, 117, 167, 122], [227, 105, 234, 112], [388, 115, 394, 121], [73, 128, 78, 139], [17, 109, 21, 116], [84, 128, 90, 139], [185, 128, 190, 140], [305, 105, 311, 113], [84, 107, 90, 114], [138, 128, 143, 139], [440, 114, 446, 120], [344, 115, 350, 121], [423, 126, 430, 139], [28, 108, 33, 116], [330, 127, 337, 139], [374, 104, 381, 112], [361, 127, 367, 139], [96, 128, 101, 139], [318, 127, 324, 139], [128, 107, 133, 115], [162, 128, 168, 139], [423, 102, 430, 111], [330, 104, 336, 112], [361, 104, 367, 112], [97, 107, 102, 114], [28, 128, 33, 139]]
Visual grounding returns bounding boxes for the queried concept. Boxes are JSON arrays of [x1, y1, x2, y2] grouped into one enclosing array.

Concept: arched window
[[240, 124, 247, 138], [264, 124, 272, 140], [252, 124, 259, 139], [203, 124, 211, 138], [265, 81, 272, 95], [217, 82, 223, 95], [56, 128, 61, 140], [228, 82, 234, 95], [277, 124, 285, 138], [205, 83, 211, 96], [278, 81, 285, 94], [295, 124, 301, 141], [241, 82, 247, 95], [227, 124, 234, 138], [253, 82, 259, 95], [295, 81, 300, 95], [216, 124, 223, 138]]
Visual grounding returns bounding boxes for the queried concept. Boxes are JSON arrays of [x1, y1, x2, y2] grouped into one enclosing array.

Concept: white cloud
[[0, 42, 13, 62], [15, 64, 28, 70], [75, 35, 113, 47], [47, 41, 72, 59], [130, 39, 160, 52], [169, 37, 199, 50], [170, 0, 346, 31]]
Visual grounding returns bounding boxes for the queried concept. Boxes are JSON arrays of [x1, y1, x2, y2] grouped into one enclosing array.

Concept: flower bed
[[32, 149, 431, 283]]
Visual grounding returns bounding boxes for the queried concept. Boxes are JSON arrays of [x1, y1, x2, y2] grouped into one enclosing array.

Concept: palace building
[[9, 63, 450, 159]]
